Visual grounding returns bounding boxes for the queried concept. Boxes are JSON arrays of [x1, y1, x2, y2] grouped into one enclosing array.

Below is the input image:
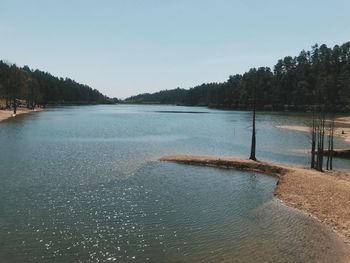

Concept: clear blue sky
[[1, 0, 349, 98]]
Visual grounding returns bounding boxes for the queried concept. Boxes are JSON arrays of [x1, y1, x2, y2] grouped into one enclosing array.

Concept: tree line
[[125, 42, 350, 112], [0, 61, 117, 110]]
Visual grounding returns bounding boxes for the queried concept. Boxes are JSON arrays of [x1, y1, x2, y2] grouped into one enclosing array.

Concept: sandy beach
[[160, 155, 350, 247], [336, 116, 350, 124], [0, 108, 44, 122], [276, 116, 350, 143]]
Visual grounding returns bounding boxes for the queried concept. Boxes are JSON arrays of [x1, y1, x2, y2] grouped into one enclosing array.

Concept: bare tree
[[330, 118, 334, 170], [249, 84, 256, 161], [326, 114, 335, 170], [310, 108, 316, 168], [310, 106, 337, 172], [315, 110, 326, 171]]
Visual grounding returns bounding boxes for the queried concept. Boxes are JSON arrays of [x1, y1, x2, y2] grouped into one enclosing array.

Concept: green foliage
[[125, 41, 350, 112], [0, 61, 111, 107]]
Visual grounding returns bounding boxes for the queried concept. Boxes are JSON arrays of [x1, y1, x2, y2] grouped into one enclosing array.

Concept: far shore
[[0, 108, 44, 122], [160, 155, 350, 248], [276, 116, 350, 143]]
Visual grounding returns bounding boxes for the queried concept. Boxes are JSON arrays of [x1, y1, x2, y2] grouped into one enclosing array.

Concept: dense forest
[[0, 61, 116, 109], [125, 42, 350, 112]]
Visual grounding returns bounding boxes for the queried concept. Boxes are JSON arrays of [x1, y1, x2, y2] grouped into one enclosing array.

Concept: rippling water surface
[[0, 105, 349, 262]]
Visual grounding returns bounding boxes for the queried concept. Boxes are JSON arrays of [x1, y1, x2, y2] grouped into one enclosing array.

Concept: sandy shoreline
[[160, 155, 350, 246], [276, 116, 350, 143], [336, 116, 350, 124], [0, 108, 44, 122]]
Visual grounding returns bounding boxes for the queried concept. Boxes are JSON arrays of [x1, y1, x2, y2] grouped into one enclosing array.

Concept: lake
[[0, 105, 349, 262]]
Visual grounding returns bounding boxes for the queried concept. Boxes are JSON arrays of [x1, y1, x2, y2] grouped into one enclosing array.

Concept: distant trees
[[0, 61, 111, 108], [6, 65, 27, 114], [125, 41, 350, 112]]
